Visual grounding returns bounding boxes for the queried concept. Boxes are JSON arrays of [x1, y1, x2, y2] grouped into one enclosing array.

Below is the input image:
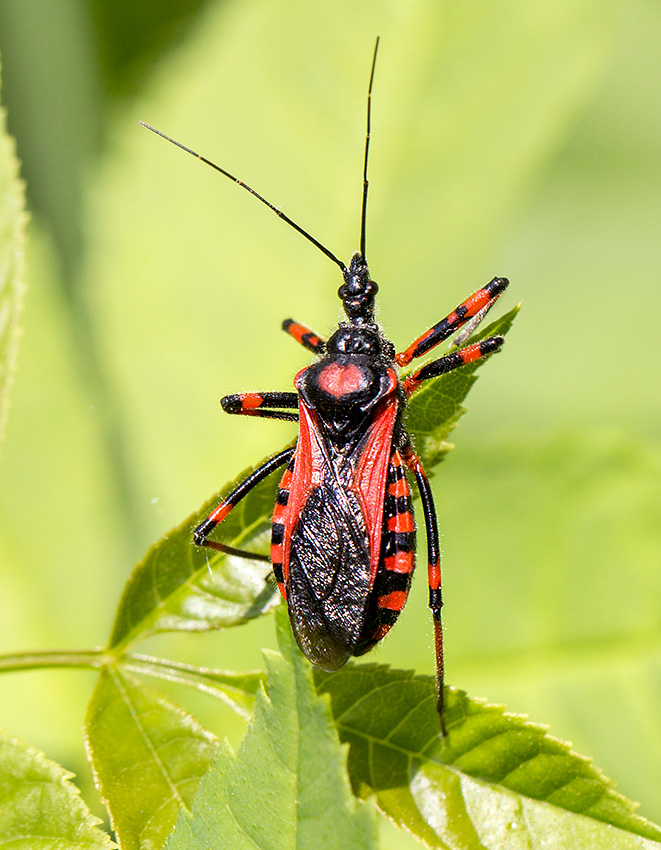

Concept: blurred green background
[[0, 0, 660, 846]]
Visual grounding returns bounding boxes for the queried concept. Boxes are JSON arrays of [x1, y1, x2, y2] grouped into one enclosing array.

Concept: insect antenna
[[140, 121, 347, 273], [359, 37, 379, 260]]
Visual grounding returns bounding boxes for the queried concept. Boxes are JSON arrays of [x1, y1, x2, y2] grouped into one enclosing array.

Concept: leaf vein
[[108, 668, 188, 810]]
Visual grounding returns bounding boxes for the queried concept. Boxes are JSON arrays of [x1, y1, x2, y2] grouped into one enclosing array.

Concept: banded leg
[[221, 391, 299, 422], [401, 441, 446, 734], [194, 446, 295, 558], [282, 318, 326, 354], [403, 336, 504, 397], [396, 277, 508, 366]]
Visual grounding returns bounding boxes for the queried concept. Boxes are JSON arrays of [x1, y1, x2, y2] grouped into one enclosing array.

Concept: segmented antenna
[[140, 121, 347, 273], [360, 37, 379, 259]]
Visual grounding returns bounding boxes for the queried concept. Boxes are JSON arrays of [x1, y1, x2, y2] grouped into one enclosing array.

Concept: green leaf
[[315, 665, 661, 848], [85, 665, 219, 850], [0, 59, 27, 448], [404, 305, 520, 470], [431, 429, 661, 825], [108, 459, 285, 649], [0, 727, 115, 849], [165, 606, 376, 850], [123, 655, 264, 720]]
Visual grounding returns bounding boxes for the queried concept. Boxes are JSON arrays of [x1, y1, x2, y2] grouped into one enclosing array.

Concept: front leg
[[396, 277, 508, 366]]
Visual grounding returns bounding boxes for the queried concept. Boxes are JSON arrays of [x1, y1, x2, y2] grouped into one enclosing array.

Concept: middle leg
[[403, 336, 504, 397]]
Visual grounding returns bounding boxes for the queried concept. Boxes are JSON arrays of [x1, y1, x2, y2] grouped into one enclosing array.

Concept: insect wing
[[275, 396, 398, 671]]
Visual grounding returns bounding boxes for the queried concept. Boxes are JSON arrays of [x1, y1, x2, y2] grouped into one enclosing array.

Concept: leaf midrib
[[332, 686, 613, 819], [109, 667, 189, 811]]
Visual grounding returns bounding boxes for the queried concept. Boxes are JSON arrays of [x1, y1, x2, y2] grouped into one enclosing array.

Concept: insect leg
[[396, 277, 508, 366], [401, 442, 446, 734], [194, 446, 295, 554], [282, 319, 326, 354], [221, 391, 299, 421], [403, 336, 505, 397]]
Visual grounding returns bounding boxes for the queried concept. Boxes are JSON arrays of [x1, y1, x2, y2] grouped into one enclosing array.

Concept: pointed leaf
[[109, 459, 285, 649], [315, 665, 661, 848], [405, 305, 520, 469], [0, 61, 27, 447], [85, 665, 218, 850], [165, 607, 376, 850], [0, 728, 115, 849]]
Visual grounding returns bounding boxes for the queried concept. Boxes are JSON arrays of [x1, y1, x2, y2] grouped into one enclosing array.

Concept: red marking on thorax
[[277, 368, 399, 586], [317, 363, 367, 397]]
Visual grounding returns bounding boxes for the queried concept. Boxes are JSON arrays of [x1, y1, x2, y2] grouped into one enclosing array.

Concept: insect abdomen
[[271, 455, 296, 597], [353, 449, 416, 655], [284, 481, 372, 671]]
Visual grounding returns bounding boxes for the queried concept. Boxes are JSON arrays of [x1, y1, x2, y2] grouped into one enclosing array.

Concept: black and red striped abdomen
[[353, 448, 416, 655], [271, 441, 417, 667]]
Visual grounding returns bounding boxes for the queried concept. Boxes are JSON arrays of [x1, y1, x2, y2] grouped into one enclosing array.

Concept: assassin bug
[[143, 40, 508, 728]]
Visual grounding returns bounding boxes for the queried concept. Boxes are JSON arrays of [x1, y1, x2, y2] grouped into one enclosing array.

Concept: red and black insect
[[143, 41, 508, 727]]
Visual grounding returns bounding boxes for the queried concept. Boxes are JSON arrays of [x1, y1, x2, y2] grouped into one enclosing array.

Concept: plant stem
[[0, 648, 110, 673]]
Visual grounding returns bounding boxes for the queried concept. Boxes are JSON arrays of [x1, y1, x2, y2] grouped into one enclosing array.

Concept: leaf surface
[[109, 460, 285, 649], [123, 655, 264, 719], [0, 59, 27, 447], [165, 607, 376, 850], [0, 728, 114, 849], [85, 665, 218, 850], [315, 665, 661, 849]]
